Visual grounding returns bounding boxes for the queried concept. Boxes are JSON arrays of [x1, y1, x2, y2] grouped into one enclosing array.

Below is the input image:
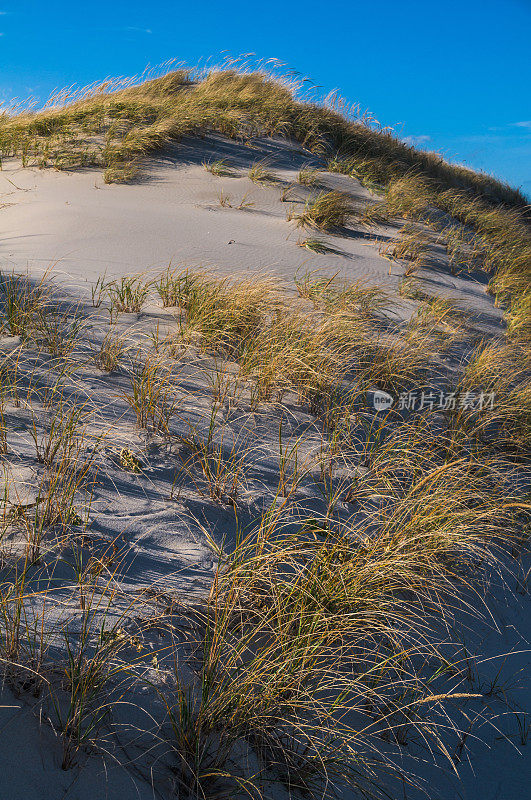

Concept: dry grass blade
[[289, 190, 356, 231], [122, 352, 182, 433]]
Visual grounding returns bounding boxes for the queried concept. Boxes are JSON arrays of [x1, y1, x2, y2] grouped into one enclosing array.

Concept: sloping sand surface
[[0, 135, 526, 800], [0, 134, 502, 333]]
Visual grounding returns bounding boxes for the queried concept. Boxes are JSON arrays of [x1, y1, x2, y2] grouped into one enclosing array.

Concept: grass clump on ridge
[[288, 190, 355, 231], [1, 61, 525, 207], [2, 59, 527, 332]]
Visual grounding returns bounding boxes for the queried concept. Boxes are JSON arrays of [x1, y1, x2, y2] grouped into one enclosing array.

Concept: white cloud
[[125, 26, 152, 34], [402, 134, 431, 147], [512, 121, 531, 129]]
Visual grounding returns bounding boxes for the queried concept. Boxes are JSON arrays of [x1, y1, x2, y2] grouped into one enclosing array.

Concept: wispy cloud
[[124, 26, 152, 34], [402, 134, 431, 147], [488, 121, 531, 133]]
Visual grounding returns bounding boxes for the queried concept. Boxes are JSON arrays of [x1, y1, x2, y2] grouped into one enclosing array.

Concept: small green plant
[[296, 237, 335, 254], [22, 399, 97, 560], [0, 272, 50, 338], [51, 587, 135, 769], [236, 191, 255, 210], [172, 407, 249, 505], [155, 266, 183, 307], [119, 448, 143, 473], [93, 328, 126, 372], [218, 189, 232, 207], [107, 275, 150, 313], [32, 305, 85, 359], [122, 353, 181, 433], [297, 166, 319, 186], [248, 159, 275, 183], [203, 158, 236, 176], [91, 274, 110, 308]]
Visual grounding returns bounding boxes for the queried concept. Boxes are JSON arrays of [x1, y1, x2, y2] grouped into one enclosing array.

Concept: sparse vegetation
[[0, 271, 50, 338], [107, 274, 151, 313], [93, 328, 127, 372], [297, 165, 320, 186], [248, 159, 275, 183], [0, 61, 528, 800], [122, 352, 181, 432], [203, 158, 236, 176], [289, 190, 355, 230], [2, 61, 527, 329], [0, 265, 527, 798], [296, 236, 335, 253]]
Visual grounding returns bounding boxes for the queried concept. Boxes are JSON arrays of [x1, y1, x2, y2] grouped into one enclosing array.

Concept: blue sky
[[1, 0, 530, 194]]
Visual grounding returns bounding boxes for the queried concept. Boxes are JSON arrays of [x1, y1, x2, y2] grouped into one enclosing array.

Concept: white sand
[[0, 134, 527, 800], [0, 134, 502, 332]]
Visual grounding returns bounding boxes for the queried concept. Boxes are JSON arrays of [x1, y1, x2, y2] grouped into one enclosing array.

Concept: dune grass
[[297, 165, 320, 186], [0, 60, 529, 798], [288, 190, 355, 231], [248, 159, 276, 183], [1, 63, 524, 209], [107, 274, 151, 313], [203, 158, 236, 176], [0, 266, 527, 798], [1, 61, 528, 332]]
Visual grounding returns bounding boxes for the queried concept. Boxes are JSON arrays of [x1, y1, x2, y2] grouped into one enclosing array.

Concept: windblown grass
[[297, 165, 320, 186], [288, 190, 355, 231], [2, 61, 523, 210], [107, 274, 151, 313], [122, 351, 182, 433], [0, 59, 529, 800], [2, 61, 527, 331], [248, 159, 275, 183], [0, 271, 527, 800], [456, 339, 531, 451]]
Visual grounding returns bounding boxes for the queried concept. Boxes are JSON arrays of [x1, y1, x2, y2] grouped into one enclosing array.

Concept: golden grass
[[288, 190, 355, 231], [379, 223, 431, 268], [0, 264, 526, 799], [0, 60, 529, 796], [3, 62, 523, 210], [297, 165, 320, 186], [248, 158, 276, 183], [2, 63, 527, 333], [456, 340, 531, 451]]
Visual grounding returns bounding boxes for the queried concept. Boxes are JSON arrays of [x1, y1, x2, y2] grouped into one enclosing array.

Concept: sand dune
[[0, 129, 527, 800], [1, 135, 502, 332]]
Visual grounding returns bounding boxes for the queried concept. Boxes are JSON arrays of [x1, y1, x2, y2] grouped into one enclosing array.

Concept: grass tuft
[[289, 190, 356, 231]]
